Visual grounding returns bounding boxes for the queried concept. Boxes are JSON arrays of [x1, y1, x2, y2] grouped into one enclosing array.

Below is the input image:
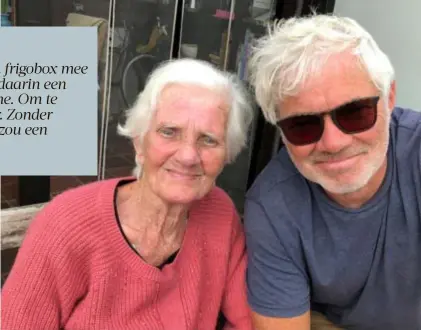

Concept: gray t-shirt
[[244, 107, 421, 329]]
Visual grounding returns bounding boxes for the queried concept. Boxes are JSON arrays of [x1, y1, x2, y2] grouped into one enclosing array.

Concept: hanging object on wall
[[72, 0, 84, 13], [209, 29, 230, 70], [213, 0, 235, 19], [236, 29, 256, 82], [180, 43, 198, 58], [249, 0, 275, 24], [185, 0, 201, 12]]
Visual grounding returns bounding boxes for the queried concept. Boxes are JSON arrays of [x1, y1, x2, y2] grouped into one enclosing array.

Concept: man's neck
[[326, 160, 388, 209]]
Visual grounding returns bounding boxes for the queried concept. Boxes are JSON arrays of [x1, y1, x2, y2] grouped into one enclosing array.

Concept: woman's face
[[135, 83, 228, 205]]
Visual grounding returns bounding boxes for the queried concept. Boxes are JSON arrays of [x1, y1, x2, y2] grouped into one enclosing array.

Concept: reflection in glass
[[104, 0, 177, 179], [51, 0, 110, 200], [185, 0, 202, 12], [180, 44, 199, 58], [1, 0, 13, 26], [249, 0, 275, 24], [236, 29, 256, 82]]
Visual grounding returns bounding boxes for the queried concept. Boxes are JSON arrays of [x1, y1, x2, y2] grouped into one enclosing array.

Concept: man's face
[[278, 53, 396, 195]]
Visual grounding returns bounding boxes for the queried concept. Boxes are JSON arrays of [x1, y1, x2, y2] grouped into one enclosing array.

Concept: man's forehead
[[279, 88, 378, 119], [280, 65, 376, 112]]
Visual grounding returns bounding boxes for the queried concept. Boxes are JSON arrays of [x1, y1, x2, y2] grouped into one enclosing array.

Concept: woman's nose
[[175, 142, 201, 166]]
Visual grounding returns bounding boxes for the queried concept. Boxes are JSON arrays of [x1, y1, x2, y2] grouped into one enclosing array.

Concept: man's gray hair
[[118, 58, 254, 178], [248, 14, 395, 124]]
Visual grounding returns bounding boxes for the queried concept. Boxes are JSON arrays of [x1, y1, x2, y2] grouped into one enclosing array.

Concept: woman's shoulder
[[11, 178, 134, 274], [46, 177, 117, 210], [28, 177, 127, 236], [189, 187, 245, 257], [197, 186, 237, 214], [192, 186, 242, 233]]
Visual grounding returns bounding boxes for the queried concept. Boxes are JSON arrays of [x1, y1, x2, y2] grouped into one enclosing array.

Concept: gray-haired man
[[244, 14, 421, 330]]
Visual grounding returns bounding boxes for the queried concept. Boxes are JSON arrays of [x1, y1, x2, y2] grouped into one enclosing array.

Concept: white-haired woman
[[2, 59, 254, 330]]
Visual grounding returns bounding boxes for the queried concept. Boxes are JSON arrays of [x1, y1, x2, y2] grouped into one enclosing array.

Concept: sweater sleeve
[[220, 209, 253, 330], [1, 199, 89, 330]]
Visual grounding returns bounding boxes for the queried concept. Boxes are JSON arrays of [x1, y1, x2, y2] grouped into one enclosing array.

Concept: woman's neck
[[116, 179, 190, 266], [117, 179, 189, 241]]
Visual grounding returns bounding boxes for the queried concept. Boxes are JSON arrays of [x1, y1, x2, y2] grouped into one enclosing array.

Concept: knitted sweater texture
[[1, 178, 252, 330]]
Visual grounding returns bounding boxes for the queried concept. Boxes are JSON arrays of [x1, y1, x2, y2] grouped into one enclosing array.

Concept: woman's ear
[[133, 137, 144, 165]]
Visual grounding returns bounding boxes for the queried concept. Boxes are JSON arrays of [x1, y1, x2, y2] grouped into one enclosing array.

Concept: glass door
[[100, 0, 179, 180]]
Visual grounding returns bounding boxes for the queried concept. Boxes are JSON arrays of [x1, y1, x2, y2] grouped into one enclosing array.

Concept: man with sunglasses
[[243, 14, 421, 330]]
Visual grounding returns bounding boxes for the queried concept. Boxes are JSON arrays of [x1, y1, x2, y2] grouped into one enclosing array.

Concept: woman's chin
[[160, 189, 205, 205]]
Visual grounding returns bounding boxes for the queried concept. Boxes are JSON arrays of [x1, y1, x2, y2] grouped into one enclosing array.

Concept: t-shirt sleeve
[[418, 135, 421, 172], [243, 198, 310, 318]]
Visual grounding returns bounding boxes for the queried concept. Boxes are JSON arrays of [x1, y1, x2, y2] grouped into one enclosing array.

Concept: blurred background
[[2, 0, 420, 287]]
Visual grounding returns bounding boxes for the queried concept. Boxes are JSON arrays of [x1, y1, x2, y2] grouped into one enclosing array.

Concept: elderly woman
[[1, 59, 254, 329]]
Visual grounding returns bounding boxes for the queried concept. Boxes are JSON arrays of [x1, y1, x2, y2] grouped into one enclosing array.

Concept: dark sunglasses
[[276, 96, 380, 146]]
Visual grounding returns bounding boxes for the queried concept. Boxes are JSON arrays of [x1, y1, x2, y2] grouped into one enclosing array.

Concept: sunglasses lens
[[336, 99, 377, 133], [278, 115, 323, 145], [278, 97, 379, 146]]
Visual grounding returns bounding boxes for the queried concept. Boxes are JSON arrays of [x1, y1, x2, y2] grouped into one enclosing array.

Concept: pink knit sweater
[[1, 178, 253, 330]]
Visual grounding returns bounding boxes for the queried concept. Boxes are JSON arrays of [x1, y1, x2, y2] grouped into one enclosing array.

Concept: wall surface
[[334, 0, 421, 111]]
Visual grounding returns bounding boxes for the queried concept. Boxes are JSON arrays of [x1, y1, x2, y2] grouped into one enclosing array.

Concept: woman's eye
[[159, 127, 176, 138], [202, 135, 218, 146]]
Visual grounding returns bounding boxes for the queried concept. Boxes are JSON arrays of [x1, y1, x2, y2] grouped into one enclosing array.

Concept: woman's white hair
[[117, 58, 254, 178], [248, 13, 395, 124]]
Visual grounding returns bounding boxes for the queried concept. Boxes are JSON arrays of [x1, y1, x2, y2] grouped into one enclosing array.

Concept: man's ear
[[388, 80, 397, 112]]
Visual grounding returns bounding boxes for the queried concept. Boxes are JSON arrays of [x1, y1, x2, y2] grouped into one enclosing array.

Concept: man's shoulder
[[246, 147, 308, 204], [391, 107, 421, 158], [392, 107, 421, 131]]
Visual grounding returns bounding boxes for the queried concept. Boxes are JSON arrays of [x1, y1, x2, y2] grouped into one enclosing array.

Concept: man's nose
[[316, 115, 353, 154]]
